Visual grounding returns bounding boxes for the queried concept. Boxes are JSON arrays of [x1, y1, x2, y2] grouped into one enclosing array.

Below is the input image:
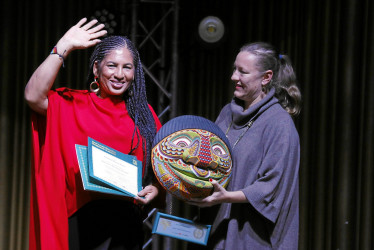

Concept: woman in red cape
[[25, 18, 162, 250]]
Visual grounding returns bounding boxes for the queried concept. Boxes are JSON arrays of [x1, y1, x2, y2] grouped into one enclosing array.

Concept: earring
[[90, 76, 99, 93], [127, 81, 134, 96], [262, 85, 267, 93]]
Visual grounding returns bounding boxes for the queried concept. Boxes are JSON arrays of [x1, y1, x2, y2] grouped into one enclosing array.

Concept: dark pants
[[69, 199, 144, 250]]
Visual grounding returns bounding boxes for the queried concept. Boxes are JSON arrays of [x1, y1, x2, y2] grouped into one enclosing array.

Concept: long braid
[[87, 36, 157, 184], [125, 53, 157, 184]]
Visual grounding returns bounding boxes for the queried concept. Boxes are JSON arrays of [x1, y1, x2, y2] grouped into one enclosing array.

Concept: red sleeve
[[29, 111, 69, 250], [29, 112, 45, 250]]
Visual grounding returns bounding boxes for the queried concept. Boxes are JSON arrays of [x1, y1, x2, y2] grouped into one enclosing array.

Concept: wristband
[[50, 46, 65, 67]]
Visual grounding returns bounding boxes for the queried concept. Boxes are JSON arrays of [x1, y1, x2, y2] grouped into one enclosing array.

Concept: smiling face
[[232, 51, 267, 109], [151, 128, 232, 201], [93, 47, 135, 99]]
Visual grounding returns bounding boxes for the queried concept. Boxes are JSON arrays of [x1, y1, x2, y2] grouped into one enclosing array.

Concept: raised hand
[[56, 17, 107, 57], [24, 18, 108, 115]]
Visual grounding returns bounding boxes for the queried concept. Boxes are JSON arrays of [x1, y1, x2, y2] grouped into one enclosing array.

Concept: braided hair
[[240, 42, 302, 116], [87, 36, 157, 184]]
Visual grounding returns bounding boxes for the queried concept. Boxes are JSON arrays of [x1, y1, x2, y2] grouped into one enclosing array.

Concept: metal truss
[[131, 0, 179, 124], [129, 0, 179, 249]]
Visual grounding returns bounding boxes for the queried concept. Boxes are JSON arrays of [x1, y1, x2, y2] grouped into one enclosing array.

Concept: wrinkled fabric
[[29, 88, 161, 250], [210, 88, 300, 249]]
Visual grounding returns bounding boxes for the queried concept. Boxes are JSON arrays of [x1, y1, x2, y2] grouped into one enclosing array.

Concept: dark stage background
[[1, 0, 373, 249]]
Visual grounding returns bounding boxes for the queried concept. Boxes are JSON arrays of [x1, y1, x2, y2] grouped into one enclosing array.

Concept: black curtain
[[1, 0, 373, 249]]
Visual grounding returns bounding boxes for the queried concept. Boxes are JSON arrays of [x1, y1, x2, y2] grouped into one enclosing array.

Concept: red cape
[[29, 88, 161, 250]]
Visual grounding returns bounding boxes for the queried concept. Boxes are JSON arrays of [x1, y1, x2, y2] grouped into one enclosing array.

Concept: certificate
[[152, 212, 211, 245], [75, 137, 142, 197]]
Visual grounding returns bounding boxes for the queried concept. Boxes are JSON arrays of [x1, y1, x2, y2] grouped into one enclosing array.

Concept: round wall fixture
[[198, 16, 225, 43]]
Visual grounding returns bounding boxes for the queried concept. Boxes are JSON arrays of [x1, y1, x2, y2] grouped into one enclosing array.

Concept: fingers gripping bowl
[[151, 115, 232, 201]]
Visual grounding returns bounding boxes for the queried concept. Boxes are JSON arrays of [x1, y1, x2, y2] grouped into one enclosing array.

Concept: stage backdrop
[[1, 0, 373, 249]]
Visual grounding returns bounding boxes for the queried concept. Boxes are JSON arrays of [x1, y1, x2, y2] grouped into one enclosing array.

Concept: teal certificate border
[[75, 137, 143, 197], [87, 137, 142, 197], [152, 212, 211, 245], [76, 144, 128, 196]]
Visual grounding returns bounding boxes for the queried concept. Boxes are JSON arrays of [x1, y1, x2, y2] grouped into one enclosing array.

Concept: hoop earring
[[90, 76, 100, 93]]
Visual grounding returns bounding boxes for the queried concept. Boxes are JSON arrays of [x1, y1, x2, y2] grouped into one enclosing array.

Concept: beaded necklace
[[225, 119, 255, 149]]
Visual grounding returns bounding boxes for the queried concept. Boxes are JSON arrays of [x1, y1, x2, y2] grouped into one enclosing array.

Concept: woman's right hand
[[187, 179, 248, 207], [55, 18, 107, 57], [24, 18, 107, 115]]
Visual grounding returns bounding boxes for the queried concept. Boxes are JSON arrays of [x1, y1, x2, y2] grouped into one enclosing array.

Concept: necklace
[[225, 119, 254, 149]]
